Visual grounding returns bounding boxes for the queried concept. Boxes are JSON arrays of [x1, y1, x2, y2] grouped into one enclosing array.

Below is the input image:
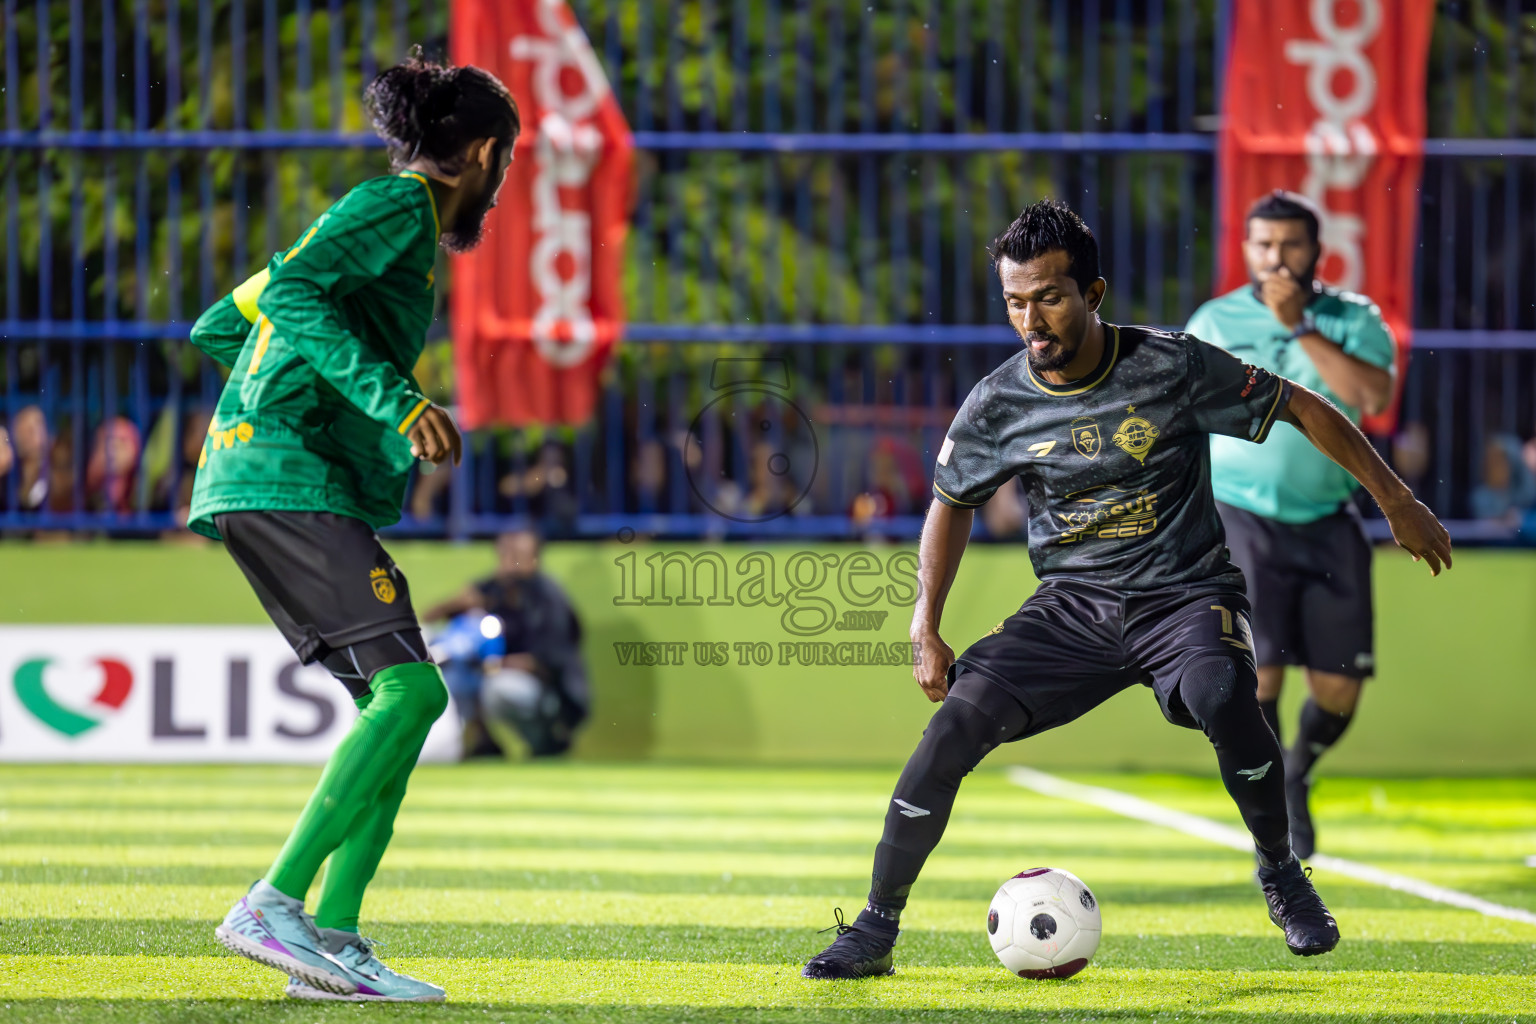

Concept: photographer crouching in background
[[423, 528, 590, 758]]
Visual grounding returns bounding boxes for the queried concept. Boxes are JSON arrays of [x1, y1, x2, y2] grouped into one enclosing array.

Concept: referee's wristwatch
[[1283, 314, 1318, 343]]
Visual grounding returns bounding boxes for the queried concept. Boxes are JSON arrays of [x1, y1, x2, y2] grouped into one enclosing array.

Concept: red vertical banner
[[1216, 0, 1435, 433], [450, 0, 633, 427]]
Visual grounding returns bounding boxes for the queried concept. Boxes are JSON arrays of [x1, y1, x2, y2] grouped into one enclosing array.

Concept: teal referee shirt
[[1186, 285, 1396, 525]]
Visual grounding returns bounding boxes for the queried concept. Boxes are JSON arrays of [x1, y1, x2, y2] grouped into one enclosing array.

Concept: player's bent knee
[[1177, 656, 1245, 730], [371, 662, 451, 724], [910, 697, 1005, 782]]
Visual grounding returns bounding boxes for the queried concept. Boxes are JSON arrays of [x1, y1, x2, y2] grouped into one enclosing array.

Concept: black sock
[[1258, 697, 1282, 746], [864, 689, 1029, 926], [1177, 658, 1292, 861], [1287, 698, 1353, 782]]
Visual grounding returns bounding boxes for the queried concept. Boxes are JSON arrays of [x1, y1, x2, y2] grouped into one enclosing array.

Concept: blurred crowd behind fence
[[3, 1, 1536, 541]]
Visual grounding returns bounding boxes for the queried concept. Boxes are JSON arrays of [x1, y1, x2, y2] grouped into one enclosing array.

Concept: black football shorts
[[949, 577, 1260, 738], [1217, 501, 1374, 679], [216, 510, 421, 667]]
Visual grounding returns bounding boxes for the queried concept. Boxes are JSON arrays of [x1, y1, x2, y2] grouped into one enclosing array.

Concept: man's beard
[[1024, 331, 1079, 373], [1250, 258, 1318, 298], [440, 184, 499, 254]]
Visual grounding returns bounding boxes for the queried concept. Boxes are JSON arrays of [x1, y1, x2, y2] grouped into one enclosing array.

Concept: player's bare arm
[[909, 499, 971, 702], [1278, 386, 1452, 575]]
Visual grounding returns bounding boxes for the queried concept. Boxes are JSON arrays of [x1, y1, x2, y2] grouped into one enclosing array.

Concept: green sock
[[313, 734, 420, 932], [265, 662, 448, 902]]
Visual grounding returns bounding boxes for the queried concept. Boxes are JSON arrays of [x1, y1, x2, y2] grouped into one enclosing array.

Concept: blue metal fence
[[2, 1, 1534, 541]]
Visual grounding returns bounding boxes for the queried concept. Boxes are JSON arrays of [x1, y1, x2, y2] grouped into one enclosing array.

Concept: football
[[987, 867, 1102, 979]]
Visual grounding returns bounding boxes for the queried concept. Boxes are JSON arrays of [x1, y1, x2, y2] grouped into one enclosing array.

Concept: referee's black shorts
[[1216, 500, 1375, 679]]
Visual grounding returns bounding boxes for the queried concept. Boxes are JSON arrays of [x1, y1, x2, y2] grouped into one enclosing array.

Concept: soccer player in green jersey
[[804, 200, 1450, 979], [1188, 191, 1396, 859], [190, 56, 519, 1001]]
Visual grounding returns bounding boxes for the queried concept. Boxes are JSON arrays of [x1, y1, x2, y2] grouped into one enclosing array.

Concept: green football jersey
[[933, 324, 1291, 591], [1187, 285, 1396, 524], [186, 172, 442, 540]]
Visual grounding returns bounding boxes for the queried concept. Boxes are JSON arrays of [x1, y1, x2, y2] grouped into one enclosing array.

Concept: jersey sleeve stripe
[[932, 483, 985, 508], [397, 397, 432, 435], [1250, 379, 1292, 444], [282, 226, 320, 263], [248, 316, 275, 376], [397, 172, 441, 237]]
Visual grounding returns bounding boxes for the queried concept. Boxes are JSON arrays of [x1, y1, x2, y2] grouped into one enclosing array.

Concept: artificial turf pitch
[[1, 763, 1532, 1022]]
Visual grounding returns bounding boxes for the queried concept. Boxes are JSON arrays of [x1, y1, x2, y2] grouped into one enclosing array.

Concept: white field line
[[1007, 765, 1536, 929]]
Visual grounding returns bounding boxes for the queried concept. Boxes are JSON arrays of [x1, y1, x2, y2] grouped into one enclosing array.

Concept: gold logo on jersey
[[370, 566, 397, 604], [984, 620, 1006, 638], [1056, 486, 1160, 543], [1112, 415, 1161, 463], [1070, 417, 1102, 460]]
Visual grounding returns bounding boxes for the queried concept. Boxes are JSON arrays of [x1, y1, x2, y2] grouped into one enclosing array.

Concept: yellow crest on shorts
[[370, 566, 397, 604]]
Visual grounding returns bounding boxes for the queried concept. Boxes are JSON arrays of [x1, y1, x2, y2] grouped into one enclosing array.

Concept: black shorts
[[1217, 501, 1374, 679], [951, 578, 1258, 738], [216, 510, 421, 667]]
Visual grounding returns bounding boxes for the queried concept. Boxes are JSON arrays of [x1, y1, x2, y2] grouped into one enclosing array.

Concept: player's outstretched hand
[[911, 626, 955, 703], [408, 404, 463, 467], [1383, 495, 1452, 576]]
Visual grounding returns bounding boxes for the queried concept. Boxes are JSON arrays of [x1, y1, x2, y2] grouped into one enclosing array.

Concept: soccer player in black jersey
[[803, 201, 1451, 979]]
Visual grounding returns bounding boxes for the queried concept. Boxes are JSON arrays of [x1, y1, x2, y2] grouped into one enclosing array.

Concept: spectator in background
[[175, 409, 214, 527], [499, 439, 578, 531], [407, 458, 452, 523], [0, 423, 12, 505], [86, 416, 143, 515], [980, 476, 1028, 539], [1471, 434, 1536, 528], [422, 528, 589, 757], [631, 436, 669, 513], [47, 427, 77, 514], [12, 405, 51, 511], [850, 436, 925, 527], [140, 407, 211, 527], [1391, 421, 1432, 495]]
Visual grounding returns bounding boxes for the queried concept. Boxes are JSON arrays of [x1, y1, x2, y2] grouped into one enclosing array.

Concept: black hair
[[990, 199, 1101, 295], [364, 52, 520, 173], [1246, 189, 1321, 246]]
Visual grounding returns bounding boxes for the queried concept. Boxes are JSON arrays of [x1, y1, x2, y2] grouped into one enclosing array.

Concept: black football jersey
[[933, 323, 1292, 591]]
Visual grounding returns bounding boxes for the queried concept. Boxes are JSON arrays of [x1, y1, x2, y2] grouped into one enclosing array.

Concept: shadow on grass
[[4, 918, 1530, 975], [0, 866, 1454, 912], [0, 1001, 1526, 1024]]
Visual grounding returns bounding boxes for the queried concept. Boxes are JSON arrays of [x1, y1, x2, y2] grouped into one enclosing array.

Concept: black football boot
[[801, 908, 898, 979], [1257, 854, 1340, 956]]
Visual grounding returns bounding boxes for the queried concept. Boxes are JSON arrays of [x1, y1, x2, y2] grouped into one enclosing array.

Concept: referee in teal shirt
[[1187, 191, 1396, 860]]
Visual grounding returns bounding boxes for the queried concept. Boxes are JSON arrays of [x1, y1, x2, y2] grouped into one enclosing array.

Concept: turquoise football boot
[[283, 930, 445, 1002], [214, 881, 357, 995]]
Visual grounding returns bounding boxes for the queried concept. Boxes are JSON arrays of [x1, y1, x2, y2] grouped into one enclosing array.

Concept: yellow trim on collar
[[398, 171, 441, 236], [1027, 324, 1121, 397]]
